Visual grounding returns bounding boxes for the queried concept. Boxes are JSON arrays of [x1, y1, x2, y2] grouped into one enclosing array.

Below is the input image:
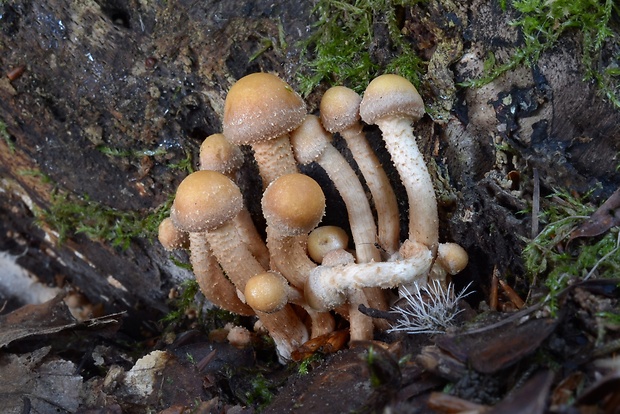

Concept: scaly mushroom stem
[[251, 135, 298, 186], [189, 232, 254, 316], [376, 116, 438, 252], [306, 240, 433, 312], [199, 133, 270, 268], [290, 116, 381, 264], [339, 124, 400, 256]]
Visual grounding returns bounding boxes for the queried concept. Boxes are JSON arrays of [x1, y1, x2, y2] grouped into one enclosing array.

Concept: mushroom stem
[[339, 124, 400, 256], [306, 240, 433, 312], [199, 133, 270, 268], [251, 135, 298, 186], [376, 116, 438, 252], [189, 232, 254, 315], [290, 116, 381, 264]]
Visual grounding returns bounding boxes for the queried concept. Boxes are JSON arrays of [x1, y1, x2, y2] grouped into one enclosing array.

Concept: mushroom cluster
[[159, 72, 468, 361]]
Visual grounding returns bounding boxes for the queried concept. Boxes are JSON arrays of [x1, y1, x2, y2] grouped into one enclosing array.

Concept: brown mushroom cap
[[359, 74, 425, 125], [244, 271, 289, 313], [436, 242, 469, 275], [223, 72, 306, 145], [319, 86, 362, 133], [262, 173, 326, 236], [199, 133, 244, 174], [307, 225, 349, 264], [158, 217, 189, 250], [170, 170, 243, 233]]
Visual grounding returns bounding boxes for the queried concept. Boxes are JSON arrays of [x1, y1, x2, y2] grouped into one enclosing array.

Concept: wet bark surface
[[1, 0, 619, 412]]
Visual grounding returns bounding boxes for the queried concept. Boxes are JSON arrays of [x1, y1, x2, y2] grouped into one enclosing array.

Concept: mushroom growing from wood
[[359, 74, 438, 254], [170, 170, 308, 361], [199, 133, 270, 269], [223, 72, 305, 187], [320, 86, 400, 256]]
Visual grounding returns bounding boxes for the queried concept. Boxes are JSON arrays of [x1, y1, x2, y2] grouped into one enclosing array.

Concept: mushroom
[[307, 225, 350, 264], [199, 133, 244, 176], [261, 173, 325, 289], [427, 242, 469, 290], [320, 86, 400, 256], [158, 217, 189, 251], [261, 173, 336, 338], [199, 133, 270, 268], [359, 74, 438, 254], [223, 72, 305, 187], [305, 239, 433, 312], [170, 170, 308, 361], [244, 271, 292, 313]]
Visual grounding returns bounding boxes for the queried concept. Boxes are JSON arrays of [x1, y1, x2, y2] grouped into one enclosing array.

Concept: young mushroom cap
[[223, 73, 306, 145], [319, 85, 362, 133], [436, 242, 469, 275], [158, 217, 189, 251], [307, 225, 349, 264], [262, 173, 326, 237], [199, 133, 244, 174], [170, 170, 243, 233], [244, 271, 290, 313]]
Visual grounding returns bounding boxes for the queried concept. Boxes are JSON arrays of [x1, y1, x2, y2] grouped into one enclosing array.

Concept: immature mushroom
[[223, 72, 305, 186], [428, 242, 469, 289], [171, 170, 308, 361], [261, 173, 326, 289], [307, 225, 349, 264], [244, 271, 291, 313], [359, 74, 438, 254], [199, 133, 244, 175], [158, 217, 189, 251], [320, 86, 400, 256], [199, 133, 270, 269]]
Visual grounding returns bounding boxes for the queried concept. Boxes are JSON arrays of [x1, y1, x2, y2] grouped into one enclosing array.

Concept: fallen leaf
[[569, 188, 620, 241]]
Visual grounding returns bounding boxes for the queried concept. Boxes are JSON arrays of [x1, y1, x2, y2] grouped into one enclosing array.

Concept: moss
[[523, 188, 620, 312], [464, 0, 620, 108], [297, 0, 425, 96], [35, 190, 173, 249]]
